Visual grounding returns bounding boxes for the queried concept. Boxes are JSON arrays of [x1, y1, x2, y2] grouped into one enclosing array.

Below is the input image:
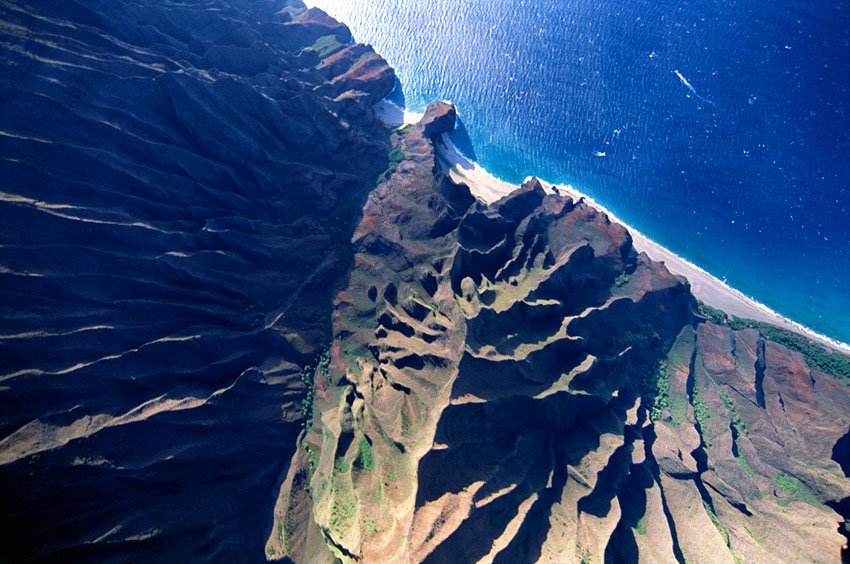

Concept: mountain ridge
[[0, 2, 848, 562], [0, 0, 394, 560], [275, 101, 850, 563]]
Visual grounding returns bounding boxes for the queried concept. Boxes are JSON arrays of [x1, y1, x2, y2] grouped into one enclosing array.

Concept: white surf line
[[436, 135, 544, 203], [432, 127, 850, 356], [373, 99, 424, 128], [673, 69, 715, 105], [376, 98, 847, 353], [551, 180, 850, 356]]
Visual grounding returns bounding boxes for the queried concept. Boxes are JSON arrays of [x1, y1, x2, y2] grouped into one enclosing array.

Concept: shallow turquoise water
[[310, 0, 850, 344]]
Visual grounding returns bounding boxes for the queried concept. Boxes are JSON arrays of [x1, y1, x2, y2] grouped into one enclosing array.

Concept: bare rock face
[[283, 105, 850, 563], [641, 322, 850, 564], [3, 2, 850, 562], [0, 0, 394, 560], [421, 101, 458, 138]]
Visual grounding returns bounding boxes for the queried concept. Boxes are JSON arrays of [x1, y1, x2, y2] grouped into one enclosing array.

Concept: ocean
[[307, 0, 850, 344]]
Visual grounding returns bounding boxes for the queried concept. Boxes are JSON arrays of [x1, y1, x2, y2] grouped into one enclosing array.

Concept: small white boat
[[593, 150, 607, 157]]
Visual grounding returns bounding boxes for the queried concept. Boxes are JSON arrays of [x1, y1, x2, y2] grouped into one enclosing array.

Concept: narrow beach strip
[[436, 126, 850, 356], [374, 99, 850, 354]]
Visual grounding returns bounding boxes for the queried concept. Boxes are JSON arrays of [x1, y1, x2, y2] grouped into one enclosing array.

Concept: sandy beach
[[374, 100, 849, 354], [428, 124, 850, 356], [374, 100, 423, 128]]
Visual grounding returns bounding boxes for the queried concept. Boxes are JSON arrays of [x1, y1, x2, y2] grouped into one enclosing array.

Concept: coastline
[[374, 100, 423, 128], [376, 100, 850, 355]]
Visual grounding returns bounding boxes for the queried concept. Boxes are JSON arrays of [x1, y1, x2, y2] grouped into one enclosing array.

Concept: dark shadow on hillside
[[448, 115, 478, 162], [387, 76, 406, 108]]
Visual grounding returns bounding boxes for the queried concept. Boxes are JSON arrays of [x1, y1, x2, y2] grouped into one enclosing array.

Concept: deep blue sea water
[[309, 0, 850, 344]]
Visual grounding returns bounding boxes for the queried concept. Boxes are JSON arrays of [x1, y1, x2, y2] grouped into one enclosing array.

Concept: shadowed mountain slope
[[279, 102, 850, 563], [0, 0, 393, 560], [2, 3, 849, 562]]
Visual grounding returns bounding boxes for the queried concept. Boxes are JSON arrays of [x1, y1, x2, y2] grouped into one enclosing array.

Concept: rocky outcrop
[[286, 103, 850, 563], [2, 2, 849, 562], [0, 1, 393, 561]]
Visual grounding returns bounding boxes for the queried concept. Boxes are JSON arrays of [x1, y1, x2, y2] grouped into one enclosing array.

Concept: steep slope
[[284, 102, 850, 563], [0, 1, 393, 560], [2, 2, 849, 562]]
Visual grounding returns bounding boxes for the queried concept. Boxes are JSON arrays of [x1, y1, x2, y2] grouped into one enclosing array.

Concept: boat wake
[[674, 69, 715, 105]]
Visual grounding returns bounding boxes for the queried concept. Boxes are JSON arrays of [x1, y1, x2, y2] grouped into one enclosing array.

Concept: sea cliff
[[277, 100, 850, 563], [0, 2, 848, 563]]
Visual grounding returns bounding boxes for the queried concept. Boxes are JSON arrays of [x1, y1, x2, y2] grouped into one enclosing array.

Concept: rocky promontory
[[275, 101, 850, 563], [1, 2, 849, 563]]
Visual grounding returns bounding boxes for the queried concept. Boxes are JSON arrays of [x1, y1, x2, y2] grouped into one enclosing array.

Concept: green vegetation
[[400, 409, 412, 437], [381, 455, 399, 485], [743, 524, 766, 546], [275, 519, 284, 549], [330, 454, 356, 534], [388, 147, 404, 165], [377, 144, 406, 184], [737, 454, 754, 477], [334, 457, 350, 474], [651, 333, 693, 426], [302, 443, 317, 490], [773, 472, 797, 493], [307, 34, 344, 57], [642, 345, 687, 427], [299, 346, 332, 429], [691, 385, 711, 448], [316, 348, 331, 384], [669, 396, 688, 427], [696, 300, 850, 382], [702, 501, 732, 550], [772, 472, 821, 508], [635, 514, 648, 535], [696, 300, 728, 324], [608, 319, 659, 350], [269, 499, 298, 559], [357, 436, 373, 471], [398, 123, 414, 134], [733, 319, 850, 381], [363, 516, 378, 535], [722, 367, 753, 476], [614, 272, 630, 287], [330, 488, 356, 534], [648, 360, 671, 421], [299, 366, 314, 427], [692, 393, 709, 426], [721, 391, 749, 438]]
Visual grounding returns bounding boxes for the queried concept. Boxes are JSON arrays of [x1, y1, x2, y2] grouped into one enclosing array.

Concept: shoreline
[[376, 100, 850, 355], [374, 100, 423, 128]]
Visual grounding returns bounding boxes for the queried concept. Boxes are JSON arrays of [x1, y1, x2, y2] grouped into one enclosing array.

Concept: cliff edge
[[278, 102, 850, 563], [1, 3, 849, 563]]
